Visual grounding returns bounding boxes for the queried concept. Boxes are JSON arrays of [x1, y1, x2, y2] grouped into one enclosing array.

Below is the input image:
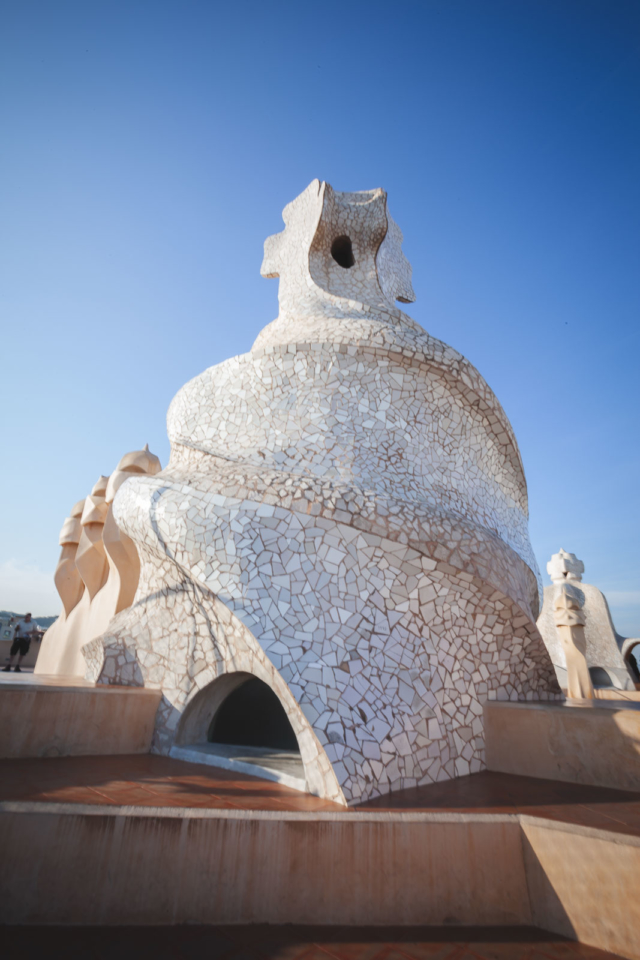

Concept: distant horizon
[[0, 610, 57, 624]]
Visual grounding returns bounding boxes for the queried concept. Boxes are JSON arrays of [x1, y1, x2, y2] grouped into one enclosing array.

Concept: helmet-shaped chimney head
[[261, 180, 415, 319], [547, 548, 585, 583]]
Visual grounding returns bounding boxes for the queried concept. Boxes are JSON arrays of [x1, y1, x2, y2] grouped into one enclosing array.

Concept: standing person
[[3, 613, 39, 673]]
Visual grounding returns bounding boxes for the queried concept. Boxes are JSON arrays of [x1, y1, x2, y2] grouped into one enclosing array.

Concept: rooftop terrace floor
[[1, 754, 639, 839], [1, 756, 636, 957], [0, 922, 627, 960]]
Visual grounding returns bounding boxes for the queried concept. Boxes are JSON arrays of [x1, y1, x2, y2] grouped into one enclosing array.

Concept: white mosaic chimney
[[84, 181, 558, 805]]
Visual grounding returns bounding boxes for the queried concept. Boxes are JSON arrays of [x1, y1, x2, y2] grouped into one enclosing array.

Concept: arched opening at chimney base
[[589, 666, 616, 688], [208, 676, 299, 751], [171, 672, 305, 791], [625, 643, 640, 683]]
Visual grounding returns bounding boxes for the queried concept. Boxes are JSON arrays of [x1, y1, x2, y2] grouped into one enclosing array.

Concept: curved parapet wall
[[88, 181, 558, 805]]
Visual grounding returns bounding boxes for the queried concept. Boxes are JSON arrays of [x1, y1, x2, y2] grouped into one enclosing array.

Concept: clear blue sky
[[1, 0, 638, 634]]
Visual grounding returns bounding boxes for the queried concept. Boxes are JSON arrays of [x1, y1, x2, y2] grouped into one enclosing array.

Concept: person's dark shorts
[[10, 637, 30, 657]]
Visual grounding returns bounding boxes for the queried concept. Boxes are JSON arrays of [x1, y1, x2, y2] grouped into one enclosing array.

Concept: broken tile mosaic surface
[[83, 181, 559, 806]]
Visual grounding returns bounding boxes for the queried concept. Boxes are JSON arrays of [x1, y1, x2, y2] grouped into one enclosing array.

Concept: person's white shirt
[[13, 618, 39, 638]]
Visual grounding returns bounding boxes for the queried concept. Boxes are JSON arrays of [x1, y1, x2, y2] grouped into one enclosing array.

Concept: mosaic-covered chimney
[[84, 181, 558, 805]]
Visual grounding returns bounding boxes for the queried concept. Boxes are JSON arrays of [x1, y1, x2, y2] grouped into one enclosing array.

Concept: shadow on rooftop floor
[[0, 924, 628, 960]]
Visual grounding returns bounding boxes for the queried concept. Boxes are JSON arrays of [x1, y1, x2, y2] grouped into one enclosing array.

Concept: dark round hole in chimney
[[331, 235, 355, 269]]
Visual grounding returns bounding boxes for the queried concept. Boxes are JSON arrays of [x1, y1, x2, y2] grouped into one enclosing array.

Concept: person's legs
[[3, 639, 21, 671], [14, 638, 30, 671]]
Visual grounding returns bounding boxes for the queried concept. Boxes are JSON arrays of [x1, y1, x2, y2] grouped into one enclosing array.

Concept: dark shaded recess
[[589, 666, 614, 688], [208, 677, 299, 751], [331, 235, 355, 268], [627, 652, 640, 682]]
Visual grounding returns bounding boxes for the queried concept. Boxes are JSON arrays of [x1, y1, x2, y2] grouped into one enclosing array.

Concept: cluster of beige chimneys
[[36, 446, 161, 678]]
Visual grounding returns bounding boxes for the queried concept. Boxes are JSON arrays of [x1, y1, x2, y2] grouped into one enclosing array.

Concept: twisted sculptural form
[[75, 475, 110, 602], [54, 498, 86, 618], [84, 181, 558, 805], [103, 444, 162, 615], [38, 449, 161, 678], [537, 548, 638, 694], [38, 476, 110, 676]]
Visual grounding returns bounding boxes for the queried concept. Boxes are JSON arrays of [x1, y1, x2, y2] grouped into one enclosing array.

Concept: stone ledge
[[0, 680, 161, 758], [484, 699, 640, 791], [1, 800, 638, 959], [169, 743, 307, 793]]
